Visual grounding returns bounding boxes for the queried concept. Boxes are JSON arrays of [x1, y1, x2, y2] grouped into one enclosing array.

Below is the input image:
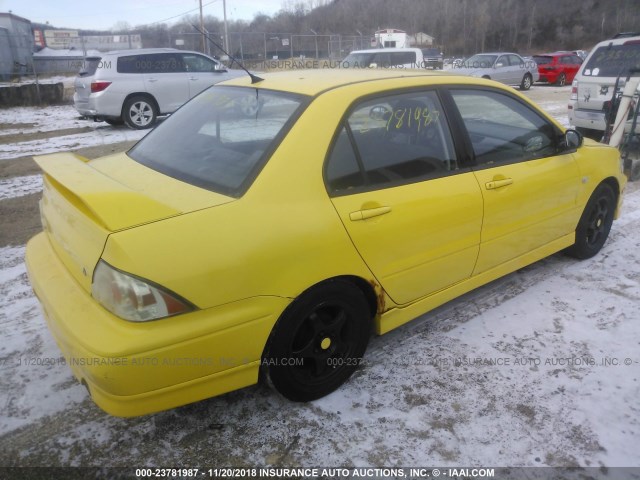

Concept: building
[[374, 29, 409, 48], [411, 32, 435, 46], [0, 12, 34, 80]]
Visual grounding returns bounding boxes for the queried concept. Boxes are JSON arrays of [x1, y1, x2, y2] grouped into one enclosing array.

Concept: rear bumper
[[73, 90, 126, 119], [570, 108, 607, 131], [25, 232, 288, 417]]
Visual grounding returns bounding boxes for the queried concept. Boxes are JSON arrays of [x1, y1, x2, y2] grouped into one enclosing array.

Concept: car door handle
[[485, 178, 513, 190], [189, 77, 198, 81], [349, 206, 391, 221], [147, 78, 158, 83]]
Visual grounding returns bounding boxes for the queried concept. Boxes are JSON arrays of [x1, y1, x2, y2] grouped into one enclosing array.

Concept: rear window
[[583, 41, 640, 77], [78, 57, 101, 77], [533, 56, 553, 65], [128, 86, 307, 196]]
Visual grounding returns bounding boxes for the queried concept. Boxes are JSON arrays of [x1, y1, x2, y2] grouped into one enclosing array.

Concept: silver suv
[[568, 34, 640, 140], [74, 48, 243, 129]]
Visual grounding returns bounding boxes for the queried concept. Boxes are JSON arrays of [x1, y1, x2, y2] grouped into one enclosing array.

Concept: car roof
[[221, 68, 482, 96], [100, 48, 206, 56]]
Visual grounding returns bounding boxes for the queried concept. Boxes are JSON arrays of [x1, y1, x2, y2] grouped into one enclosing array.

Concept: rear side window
[[117, 53, 185, 74], [326, 90, 458, 195], [583, 42, 640, 77]]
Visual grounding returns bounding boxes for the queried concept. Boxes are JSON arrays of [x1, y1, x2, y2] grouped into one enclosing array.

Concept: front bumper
[[25, 232, 288, 417]]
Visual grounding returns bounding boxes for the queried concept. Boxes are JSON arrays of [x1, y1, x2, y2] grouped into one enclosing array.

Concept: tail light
[[570, 80, 578, 101], [91, 81, 112, 93], [92, 261, 195, 321]]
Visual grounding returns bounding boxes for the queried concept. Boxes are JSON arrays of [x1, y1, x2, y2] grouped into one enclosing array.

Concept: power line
[[149, 0, 219, 26]]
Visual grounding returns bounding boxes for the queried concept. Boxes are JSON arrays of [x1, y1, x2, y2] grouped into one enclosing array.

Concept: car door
[[492, 55, 513, 84], [181, 53, 233, 98], [448, 88, 581, 275], [326, 90, 483, 305], [508, 54, 526, 84], [139, 52, 189, 114]]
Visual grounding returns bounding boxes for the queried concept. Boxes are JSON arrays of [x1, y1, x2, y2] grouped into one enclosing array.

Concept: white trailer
[[374, 29, 409, 49]]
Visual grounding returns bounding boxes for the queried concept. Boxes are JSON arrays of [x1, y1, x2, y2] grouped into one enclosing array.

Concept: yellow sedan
[[26, 69, 626, 416]]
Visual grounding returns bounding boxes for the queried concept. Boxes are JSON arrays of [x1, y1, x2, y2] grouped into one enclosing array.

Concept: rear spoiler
[[34, 153, 180, 231]]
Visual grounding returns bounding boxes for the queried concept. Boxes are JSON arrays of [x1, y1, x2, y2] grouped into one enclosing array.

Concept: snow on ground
[[0, 175, 43, 201], [0, 246, 87, 435], [0, 105, 147, 161]]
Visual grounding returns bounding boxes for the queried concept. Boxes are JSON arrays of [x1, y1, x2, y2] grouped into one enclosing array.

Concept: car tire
[[263, 279, 372, 402], [123, 96, 158, 129], [565, 183, 616, 259], [520, 73, 533, 90], [105, 118, 124, 126], [555, 73, 567, 86]]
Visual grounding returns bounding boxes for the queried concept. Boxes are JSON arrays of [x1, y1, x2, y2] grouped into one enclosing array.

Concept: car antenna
[[191, 24, 264, 84]]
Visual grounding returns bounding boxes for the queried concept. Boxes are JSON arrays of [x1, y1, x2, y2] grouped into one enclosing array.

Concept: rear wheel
[[105, 118, 124, 126], [123, 96, 157, 129], [263, 280, 372, 402], [520, 73, 533, 90], [555, 72, 567, 86], [566, 183, 616, 259]]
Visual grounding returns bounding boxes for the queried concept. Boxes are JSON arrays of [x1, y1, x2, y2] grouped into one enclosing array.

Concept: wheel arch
[[121, 92, 160, 116]]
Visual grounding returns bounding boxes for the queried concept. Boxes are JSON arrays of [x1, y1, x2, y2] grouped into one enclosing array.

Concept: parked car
[[421, 47, 444, 69], [453, 52, 539, 90], [27, 69, 626, 416], [341, 48, 427, 69], [73, 48, 244, 129], [568, 33, 640, 140], [533, 52, 583, 86]]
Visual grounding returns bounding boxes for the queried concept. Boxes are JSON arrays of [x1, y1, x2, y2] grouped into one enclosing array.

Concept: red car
[[533, 52, 583, 86]]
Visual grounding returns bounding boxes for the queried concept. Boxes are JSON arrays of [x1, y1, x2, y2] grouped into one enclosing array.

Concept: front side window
[[182, 53, 220, 73], [128, 87, 307, 196], [450, 89, 560, 167], [326, 90, 458, 194]]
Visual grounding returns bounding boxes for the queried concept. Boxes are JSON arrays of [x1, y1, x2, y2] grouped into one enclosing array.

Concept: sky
[[0, 0, 284, 30]]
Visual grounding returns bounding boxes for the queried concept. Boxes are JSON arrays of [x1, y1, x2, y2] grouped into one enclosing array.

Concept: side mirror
[[495, 62, 504, 68], [370, 105, 391, 120], [564, 129, 583, 149]]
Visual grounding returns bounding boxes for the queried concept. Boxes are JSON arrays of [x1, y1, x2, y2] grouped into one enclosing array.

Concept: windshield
[[533, 56, 553, 65], [422, 48, 441, 57], [462, 54, 497, 69], [583, 42, 640, 77], [128, 86, 307, 196]]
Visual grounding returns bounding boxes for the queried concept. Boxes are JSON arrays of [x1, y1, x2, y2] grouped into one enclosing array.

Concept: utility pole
[[199, 0, 205, 53], [223, 0, 229, 54]]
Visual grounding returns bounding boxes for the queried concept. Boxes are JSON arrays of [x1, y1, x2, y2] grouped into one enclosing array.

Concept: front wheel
[[565, 183, 616, 259], [520, 73, 533, 90], [263, 280, 372, 402], [123, 96, 157, 129]]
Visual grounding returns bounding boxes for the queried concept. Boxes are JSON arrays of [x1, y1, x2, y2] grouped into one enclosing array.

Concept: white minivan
[[568, 33, 640, 140], [74, 48, 244, 129]]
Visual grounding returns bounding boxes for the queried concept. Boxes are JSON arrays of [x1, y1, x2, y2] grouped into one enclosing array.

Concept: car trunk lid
[[35, 152, 235, 292], [74, 56, 102, 104]]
